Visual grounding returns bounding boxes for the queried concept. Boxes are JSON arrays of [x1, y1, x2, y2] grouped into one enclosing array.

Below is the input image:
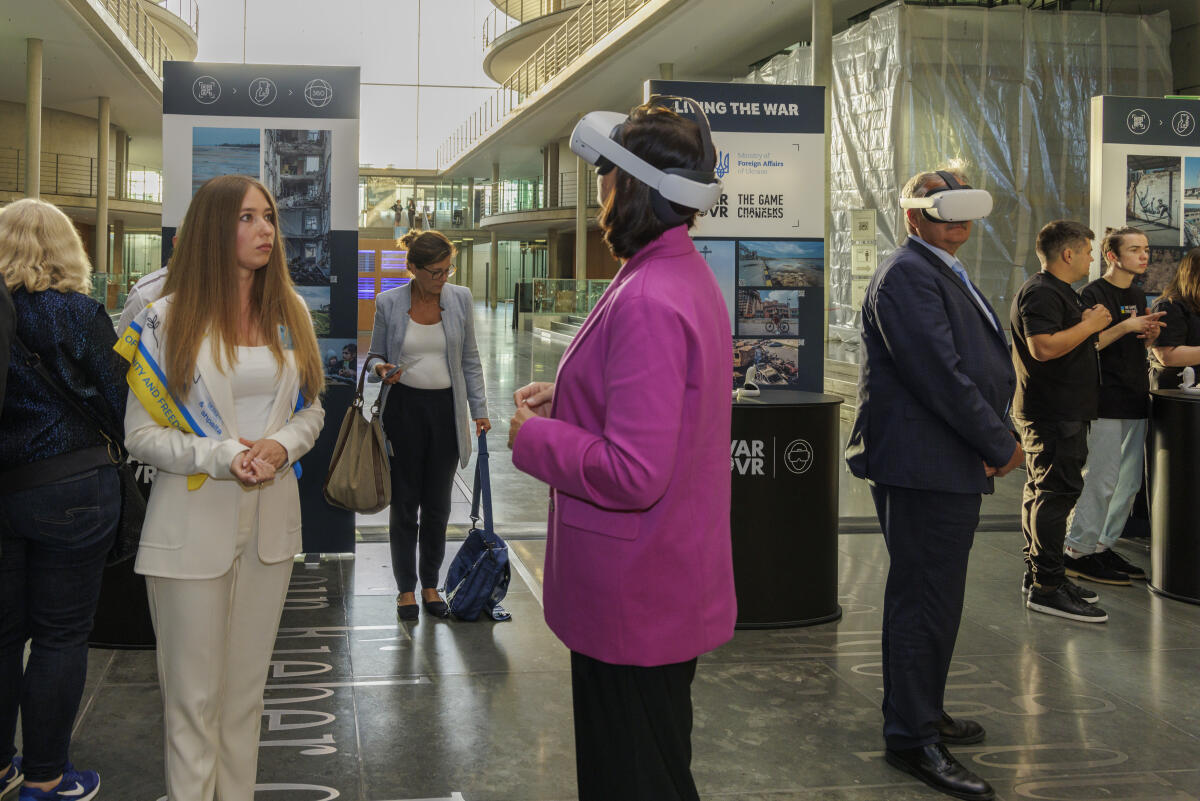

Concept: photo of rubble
[[737, 239, 823, 287], [733, 338, 801, 390], [1185, 206, 1200, 249], [296, 285, 331, 336], [191, 128, 259, 195], [1185, 157, 1200, 200], [1141, 245, 1187, 296], [1127, 155, 1182, 246], [736, 288, 800, 336], [264, 129, 333, 286], [318, 338, 357, 385]]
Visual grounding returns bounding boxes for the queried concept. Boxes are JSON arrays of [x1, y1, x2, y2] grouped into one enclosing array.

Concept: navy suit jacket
[[845, 238, 1016, 495]]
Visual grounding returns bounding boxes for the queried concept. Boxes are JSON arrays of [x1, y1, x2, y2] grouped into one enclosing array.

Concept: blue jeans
[[0, 465, 118, 782]]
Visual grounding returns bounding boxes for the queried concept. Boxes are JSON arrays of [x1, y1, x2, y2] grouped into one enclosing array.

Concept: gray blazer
[[367, 283, 488, 468]]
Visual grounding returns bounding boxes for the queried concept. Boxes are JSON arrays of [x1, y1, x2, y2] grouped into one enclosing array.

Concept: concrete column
[[112, 218, 125, 286], [546, 142, 560, 208], [25, 39, 43, 198], [658, 62, 674, 80], [812, 0, 833, 348], [575, 154, 587, 281], [489, 233, 499, 310], [547, 228, 559, 278], [467, 178, 475, 227], [490, 162, 500, 218], [465, 238, 474, 289], [96, 96, 111, 277], [115, 129, 127, 200]]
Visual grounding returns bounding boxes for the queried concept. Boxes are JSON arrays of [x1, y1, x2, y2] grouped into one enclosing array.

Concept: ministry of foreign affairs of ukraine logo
[[783, 439, 813, 475]]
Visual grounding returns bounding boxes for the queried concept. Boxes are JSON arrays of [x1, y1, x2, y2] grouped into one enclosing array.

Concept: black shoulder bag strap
[[469, 432, 493, 536]]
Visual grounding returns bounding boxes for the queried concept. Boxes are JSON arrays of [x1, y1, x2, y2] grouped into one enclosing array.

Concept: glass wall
[[359, 175, 482, 231]]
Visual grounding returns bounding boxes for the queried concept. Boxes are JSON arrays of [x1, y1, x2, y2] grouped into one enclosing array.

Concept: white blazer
[[124, 299, 325, 580]]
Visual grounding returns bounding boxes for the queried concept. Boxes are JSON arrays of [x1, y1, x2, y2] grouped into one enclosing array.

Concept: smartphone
[[383, 354, 423, 379]]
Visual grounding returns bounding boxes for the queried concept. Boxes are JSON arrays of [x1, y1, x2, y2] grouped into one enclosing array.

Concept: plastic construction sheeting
[[746, 2, 1171, 357]]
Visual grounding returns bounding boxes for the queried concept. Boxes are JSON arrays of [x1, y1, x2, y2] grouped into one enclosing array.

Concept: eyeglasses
[[419, 265, 456, 279]]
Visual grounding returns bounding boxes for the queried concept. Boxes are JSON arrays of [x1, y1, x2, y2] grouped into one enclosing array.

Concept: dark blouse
[[1148, 296, 1200, 390], [0, 288, 127, 471]]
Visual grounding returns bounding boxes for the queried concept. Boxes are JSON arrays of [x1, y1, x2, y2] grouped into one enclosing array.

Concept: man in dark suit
[[846, 168, 1022, 801]]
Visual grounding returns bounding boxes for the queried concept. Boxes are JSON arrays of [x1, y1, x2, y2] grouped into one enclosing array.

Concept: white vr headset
[[569, 97, 723, 224], [899, 170, 993, 222]]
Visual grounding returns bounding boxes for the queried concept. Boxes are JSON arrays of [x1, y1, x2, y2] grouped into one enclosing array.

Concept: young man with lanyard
[[1011, 220, 1111, 622], [1064, 227, 1164, 584]]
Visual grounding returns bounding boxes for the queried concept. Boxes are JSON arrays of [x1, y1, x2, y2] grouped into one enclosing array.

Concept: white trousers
[[1065, 417, 1148, 556], [146, 497, 293, 801]]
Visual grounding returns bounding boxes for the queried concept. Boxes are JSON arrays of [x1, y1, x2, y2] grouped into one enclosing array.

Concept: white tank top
[[230, 346, 277, 441], [398, 320, 452, 389]]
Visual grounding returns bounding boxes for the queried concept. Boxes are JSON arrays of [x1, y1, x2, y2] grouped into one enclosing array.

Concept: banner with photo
[[1089, 95, 1200, 299], [646, 80, 825, 391], [162, 62, 361, 553]]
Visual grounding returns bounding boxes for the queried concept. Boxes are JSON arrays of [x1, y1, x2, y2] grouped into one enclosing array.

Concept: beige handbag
[[323, 352, 392, 513]]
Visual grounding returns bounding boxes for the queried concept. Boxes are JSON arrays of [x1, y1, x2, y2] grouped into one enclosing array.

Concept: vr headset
[[899, 170, 993, 222], [569, 96, 723, 225]]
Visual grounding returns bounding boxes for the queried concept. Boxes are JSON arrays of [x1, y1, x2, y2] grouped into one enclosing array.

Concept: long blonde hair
[[0, 198, 93, 293], [162, 175, 323, 403]]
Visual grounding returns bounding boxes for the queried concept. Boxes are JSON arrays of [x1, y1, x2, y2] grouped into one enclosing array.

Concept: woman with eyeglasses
[[367, 229, 490, 621]]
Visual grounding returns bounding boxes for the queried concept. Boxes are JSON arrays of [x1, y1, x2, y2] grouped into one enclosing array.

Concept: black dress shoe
[[396, 602, 418, 621], [422, 599, 450, 618], [885, 743, 994, 800], [937, 712, 985, 745]]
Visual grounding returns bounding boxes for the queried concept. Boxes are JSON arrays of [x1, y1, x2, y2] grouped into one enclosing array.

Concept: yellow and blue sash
[[114, 303, 305, 489]]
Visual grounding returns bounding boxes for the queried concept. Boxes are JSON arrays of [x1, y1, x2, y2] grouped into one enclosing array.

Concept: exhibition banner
[[1089, 95, 1200, 297], [646, 80, 826, 392], [162, 62, 361, 553]]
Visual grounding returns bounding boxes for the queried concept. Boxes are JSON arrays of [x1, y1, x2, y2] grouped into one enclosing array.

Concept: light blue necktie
[[950, 261, 999, 331]]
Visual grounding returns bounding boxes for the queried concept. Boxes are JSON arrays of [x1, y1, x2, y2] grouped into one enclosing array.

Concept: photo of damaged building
[[264, 129, 333, 286]]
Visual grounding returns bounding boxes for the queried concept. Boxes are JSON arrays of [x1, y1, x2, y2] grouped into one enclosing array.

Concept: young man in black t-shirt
[[1065, 228, 1164, 585], [1011, 221, 1111, 622]]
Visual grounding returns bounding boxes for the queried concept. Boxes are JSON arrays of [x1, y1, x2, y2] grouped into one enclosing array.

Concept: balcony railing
[[483, 0, 573, 50], [481, 172, 600, 218], [96, 0, 176, 78], [154, 0, 200, 34], [0, 147, 163, 204], [439, 0, 650, 170]]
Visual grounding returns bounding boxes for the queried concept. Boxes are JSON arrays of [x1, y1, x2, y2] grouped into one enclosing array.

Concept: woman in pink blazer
[[509, 102, 736, 801]]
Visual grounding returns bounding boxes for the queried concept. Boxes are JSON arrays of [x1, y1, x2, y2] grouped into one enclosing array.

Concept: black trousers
[[382, 384, 459, 594], [570, 651, 700, 801], [870, 482, 980, 750], [1016, 419, 1089, 589]]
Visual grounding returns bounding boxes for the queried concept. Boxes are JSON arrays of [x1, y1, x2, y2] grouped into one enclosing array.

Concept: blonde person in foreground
[[119, 174, 325, 801]]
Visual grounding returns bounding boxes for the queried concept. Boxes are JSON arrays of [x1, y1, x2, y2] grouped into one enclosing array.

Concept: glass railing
[[518, 278, 611, 315], [479, 172, 599, 219], [154, 0, 199, 34], [439, 0, 650, 169], [0, 147, 162, 203], [96, 0, 176, 77], [483, 0, 578, 50]]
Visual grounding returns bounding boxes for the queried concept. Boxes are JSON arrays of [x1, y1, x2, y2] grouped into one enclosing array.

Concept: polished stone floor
[[34, 304, 1200, 800]]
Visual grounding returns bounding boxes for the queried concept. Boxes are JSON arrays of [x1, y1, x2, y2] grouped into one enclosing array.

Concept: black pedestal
[[1149, 390, 1200, 605], [730, 391, 843, 628], [300, 380, 357, 554]]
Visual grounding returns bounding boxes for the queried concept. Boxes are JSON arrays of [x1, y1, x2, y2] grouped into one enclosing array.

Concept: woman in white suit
[[121, 175, 325, 801], [368, 229, 489, 621]]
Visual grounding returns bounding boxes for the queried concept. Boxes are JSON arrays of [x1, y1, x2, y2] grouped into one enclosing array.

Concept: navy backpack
[[444, 434, 511, 621]]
